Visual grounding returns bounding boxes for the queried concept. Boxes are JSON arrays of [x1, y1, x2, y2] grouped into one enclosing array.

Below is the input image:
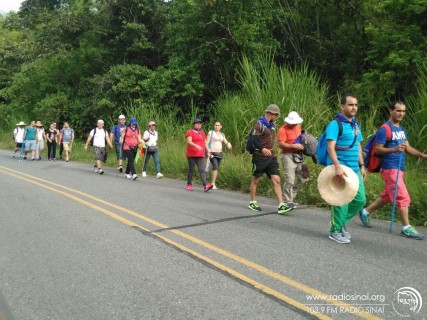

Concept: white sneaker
[[156, 172, 163, 179], [126, 174, 132, 179], [132, 174, 138, 180], [142, 171, 147, 177], [212, 184, 218, 190]]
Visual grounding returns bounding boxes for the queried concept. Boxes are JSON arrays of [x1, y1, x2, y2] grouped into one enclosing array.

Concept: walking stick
[[390, 152, 403, 233]]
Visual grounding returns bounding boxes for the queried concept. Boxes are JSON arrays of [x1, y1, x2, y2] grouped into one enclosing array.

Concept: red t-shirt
[[277, 124, 301, 153], [185, 129, 206, 157], [122, 127, 139, 150]]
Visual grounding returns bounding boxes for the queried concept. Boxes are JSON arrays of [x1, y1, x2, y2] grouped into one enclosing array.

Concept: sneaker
[[132, 174, 138, 180], [156, 172, 164, 179], [287, 202, 297, 209], [204, 183, 214, 192], [12, 153, 16, 158], [142, 171, 147, 178], [118, 166, 123, 173], [278, 202, 292, 215], [358, 209, 372, 228], [186, 184, 193, 191], [23, 156, 27, 160], [98, 168, 104, 175], [65, 158, 69, 162], [126, 174, 132, 179], [342, 226, 351, 240], [93, 165, 99, 173], [212, 184, 218, 190], [248, 201, 261, 212], [31, 157, 35, 161], [400, 226, 425, 240], [329, 232, 351, 244]]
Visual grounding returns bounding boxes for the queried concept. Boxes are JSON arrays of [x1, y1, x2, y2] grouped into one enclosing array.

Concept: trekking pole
[[390, 151, 403, 233]]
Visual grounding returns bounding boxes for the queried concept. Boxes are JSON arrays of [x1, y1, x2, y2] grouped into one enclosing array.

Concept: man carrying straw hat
[[324, 94, 366, 244]]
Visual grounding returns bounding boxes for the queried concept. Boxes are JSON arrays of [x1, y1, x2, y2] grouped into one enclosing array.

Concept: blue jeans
[[143, 150, 161, 173]]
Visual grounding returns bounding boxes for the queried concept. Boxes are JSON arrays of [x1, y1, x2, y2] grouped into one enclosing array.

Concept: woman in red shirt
[[185, 118, 213, 191]]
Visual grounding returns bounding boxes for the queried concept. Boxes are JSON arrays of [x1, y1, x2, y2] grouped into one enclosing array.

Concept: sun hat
[[130, 118, 138, 125], [317, 164, 359, 206], [35, 121, 43, 127], [265, 104, 281, 115], [284, 111, 303, 124], [149, 121, 156, 126], [97, 119, 104, 124], [118, 114, 125, 120], [16, 121, 27, 126], [193, 118, 202, 124]]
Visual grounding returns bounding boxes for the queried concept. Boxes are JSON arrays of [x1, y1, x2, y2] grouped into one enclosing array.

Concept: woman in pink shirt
[[185, 118, 213, 192], [120, 118, 143, 180]]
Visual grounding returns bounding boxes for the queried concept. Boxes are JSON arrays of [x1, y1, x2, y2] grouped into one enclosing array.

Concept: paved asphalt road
[[0, 149, 426, 320]]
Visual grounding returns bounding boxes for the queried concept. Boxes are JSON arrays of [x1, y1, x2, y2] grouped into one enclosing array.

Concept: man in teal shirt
[[24, 120, 38, 160], [326, 95, 366, 244]]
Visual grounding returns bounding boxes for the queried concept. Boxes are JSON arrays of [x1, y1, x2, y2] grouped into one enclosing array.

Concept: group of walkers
[[12, 97, 427, 242], [248, 98, 426, 243], [12, 120, 74, 161]]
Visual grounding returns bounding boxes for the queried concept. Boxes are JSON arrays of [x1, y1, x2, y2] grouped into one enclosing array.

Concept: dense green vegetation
[[1, 0, 426, 225]]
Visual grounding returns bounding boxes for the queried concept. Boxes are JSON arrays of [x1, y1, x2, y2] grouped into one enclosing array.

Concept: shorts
[[251, 153, 280, 178], [380, 169, 410, 208], [25, 140, 37, 151], [209, 156, 222, 170], [115, 144, 126, 160], [63, 141, 72, 152], [93, 146, 106, 161]]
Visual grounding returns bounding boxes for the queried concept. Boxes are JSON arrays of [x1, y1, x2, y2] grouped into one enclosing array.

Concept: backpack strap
[[334, 117, 358, 150]]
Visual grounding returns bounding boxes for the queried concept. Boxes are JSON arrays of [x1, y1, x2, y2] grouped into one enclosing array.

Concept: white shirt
[[143, 130, 158, 147], [90, 128, 108, 147], [36, 128, 45, 140], [14, 127, 25, 143]]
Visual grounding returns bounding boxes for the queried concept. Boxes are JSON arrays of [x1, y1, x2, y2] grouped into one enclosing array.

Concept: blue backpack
[[246, 121, 265, 154], [316, 117, 358, 166]]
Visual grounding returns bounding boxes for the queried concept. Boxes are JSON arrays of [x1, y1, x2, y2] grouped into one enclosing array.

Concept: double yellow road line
[[0, 165, 382, 320]]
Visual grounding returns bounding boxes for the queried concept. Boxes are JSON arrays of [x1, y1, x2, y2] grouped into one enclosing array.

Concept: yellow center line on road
[[0, 166, 382, 320]]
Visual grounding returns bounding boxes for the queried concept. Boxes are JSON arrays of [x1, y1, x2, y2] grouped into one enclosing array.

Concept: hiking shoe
[[142, 171, 147, 178], [400, 226, 425, 240], [212, 184, 218, 190], [98, 168, 104, 175], [156, 172, 163, 179], [287, 202, 297, 209], [118, 166, 123, 173], [278, 202, 292, 215], [329, 232, 351, 244], [132, 174, 138, 180], [248, 201, 261, 212], [358, 209, 372, 228], [342, 226, 351, 240], [186, 184, 193, 191], [204, 183, 213, 192]]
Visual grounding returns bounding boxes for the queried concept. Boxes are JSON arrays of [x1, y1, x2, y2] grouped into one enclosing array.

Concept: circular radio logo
[[392, 287, 422, 317]]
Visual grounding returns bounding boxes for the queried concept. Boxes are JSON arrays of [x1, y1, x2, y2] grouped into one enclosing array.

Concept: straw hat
[[16, 121, 27, 126], [317, 165, 359, 206], [35, 121, 43, 127]]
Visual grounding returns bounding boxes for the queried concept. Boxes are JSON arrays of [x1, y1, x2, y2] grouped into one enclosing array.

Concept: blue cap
[[130, 118, 138, 125], [193, 118, 202, 124]]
